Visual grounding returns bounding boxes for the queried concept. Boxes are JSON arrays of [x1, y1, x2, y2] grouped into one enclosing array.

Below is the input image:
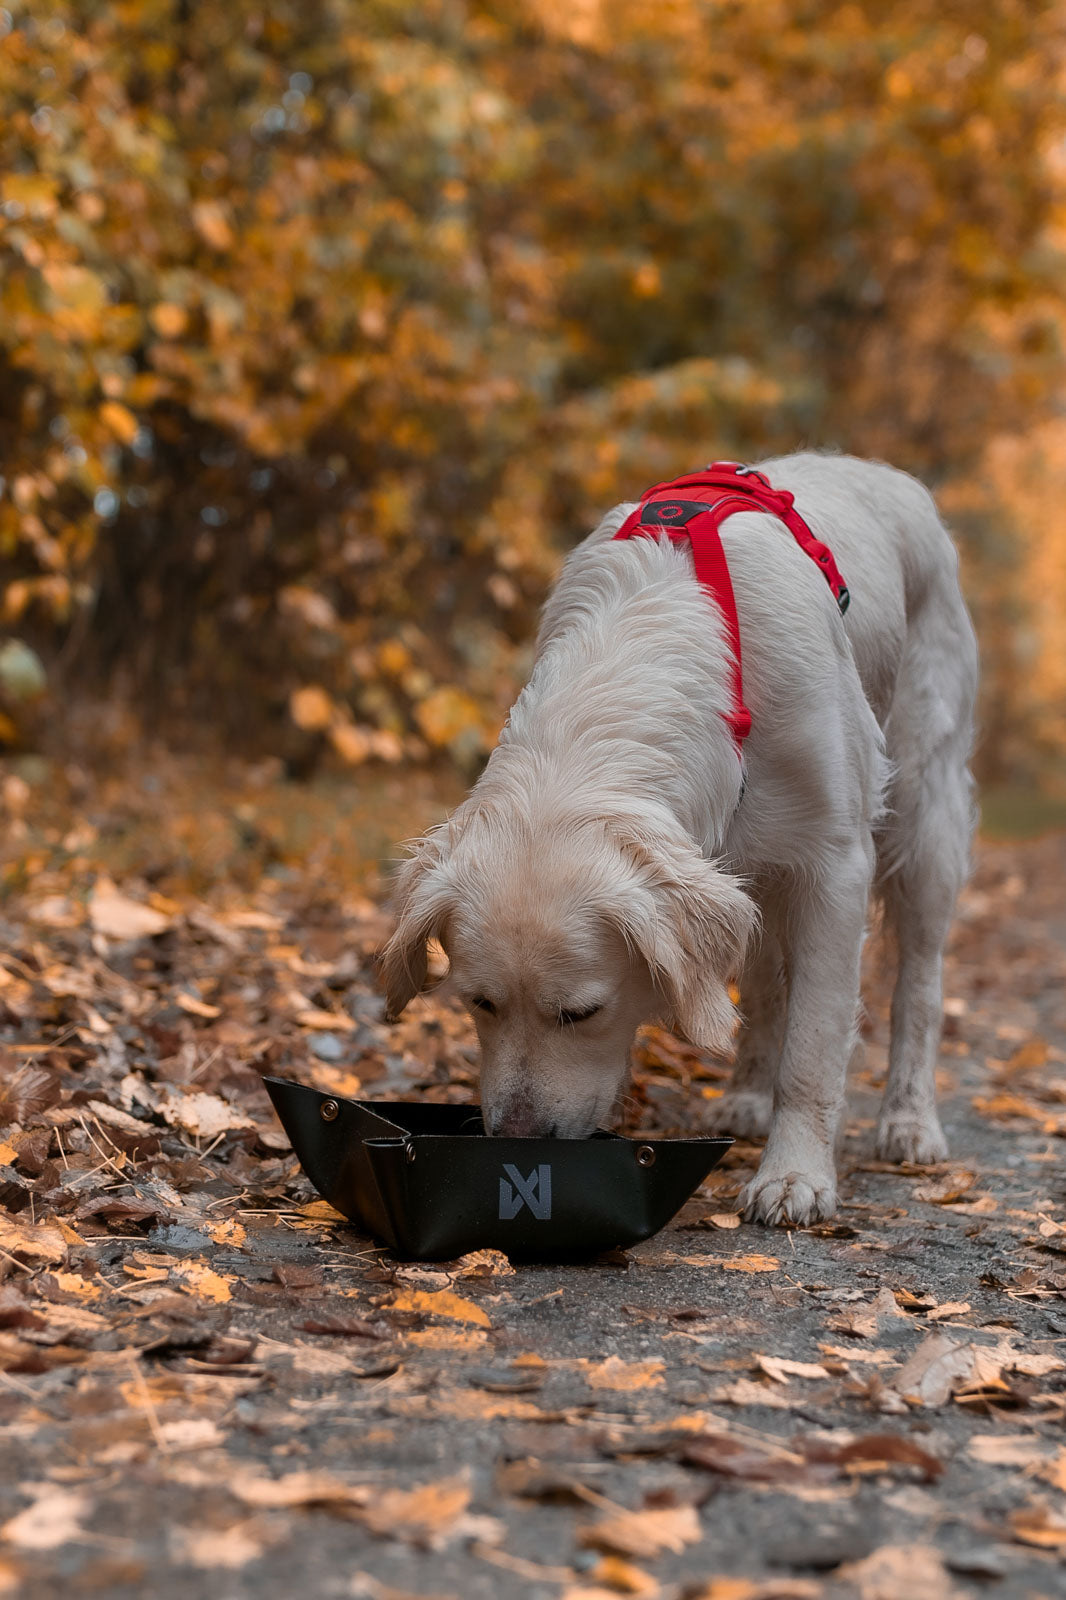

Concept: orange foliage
[[0, 1, 1063, 775]]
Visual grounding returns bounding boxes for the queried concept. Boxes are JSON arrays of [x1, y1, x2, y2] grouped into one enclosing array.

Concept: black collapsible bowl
[[264, 1076, 732, 1261]]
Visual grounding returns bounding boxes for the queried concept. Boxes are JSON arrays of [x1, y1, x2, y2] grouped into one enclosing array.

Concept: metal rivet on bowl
[[405, 1143, 416, 1164], [636, 1144, 656, 1167], [320, 1099, 340, 1123]]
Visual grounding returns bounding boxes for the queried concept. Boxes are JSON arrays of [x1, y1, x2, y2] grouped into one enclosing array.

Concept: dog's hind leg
[[702, 923, 784, 1139], [875, 754, 974, 1164], [875, 587, 977, 1165]]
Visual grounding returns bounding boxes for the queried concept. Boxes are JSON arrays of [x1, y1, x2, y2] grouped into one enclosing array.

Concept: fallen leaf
[[453, 1250, 515, 1277], [707, 1213, 740, 1230], [913, 1168, 976, 1204], [159, 1091, 255, 1140], [926, 1302, 971, 1322], [170, 1520, 270, 1569], [359, 1478, 475, 1548], [720, 1255, 779, 1273], [388, 1289, 491, 1329], [969, 1434, 1052, 1467], [1008, 1503, 1066, 1549], [0, 1216, 67, 1265], [828, 1286, 907, 1339], [175, 992, 222, 1019], [89, 878, 171, 940], [754, 1354, 831, 1384], [582, 1356, 665, 1391], [1, 1485, 91, 1551], [295, 1007, 356, 1032], [837, 1544, 961, 1600], [587, 1555, 659, 1595], [172, 1262, 234, 1303], [580, 1503, 701, 1558], [1037, 1450, 1066, 1491], [0, 1062, 62, 1122], [891, 1334, 984, 1407]]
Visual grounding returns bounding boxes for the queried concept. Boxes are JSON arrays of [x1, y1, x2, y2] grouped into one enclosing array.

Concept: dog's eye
[[558, 1004, 602, 1027], [470, 996, 497, 1016]]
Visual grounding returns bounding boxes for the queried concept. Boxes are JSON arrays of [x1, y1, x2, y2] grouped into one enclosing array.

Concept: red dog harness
[[613, 462, 849, 756]]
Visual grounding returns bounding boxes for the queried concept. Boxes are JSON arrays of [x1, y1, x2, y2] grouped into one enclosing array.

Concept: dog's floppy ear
[[604, 817, 758, 1052], [379, 825, 455, 1021]]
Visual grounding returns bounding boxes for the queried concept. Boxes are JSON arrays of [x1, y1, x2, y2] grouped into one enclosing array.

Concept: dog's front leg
[[739, 844, 872, 1226]]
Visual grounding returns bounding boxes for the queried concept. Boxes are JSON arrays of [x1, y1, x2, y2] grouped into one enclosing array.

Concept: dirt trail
[[1, 798, 1065, 1599]]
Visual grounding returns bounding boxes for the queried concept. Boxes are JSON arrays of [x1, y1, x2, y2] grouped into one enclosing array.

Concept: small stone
[[309, 1031, 345, 1062]]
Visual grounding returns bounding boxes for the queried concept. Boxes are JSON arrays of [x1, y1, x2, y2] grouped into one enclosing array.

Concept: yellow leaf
[[721, 1254, 779, 1273], [414, 686, 484, 749], [99, 401, 139, 446], [329, 721, 371, 764], [172, 1262, 233, 1303], [208, 1218, 247, 1248], [289, 685, 334, 732], [389, 1288, 491, 1328], [295, 1007, 356, 1032], [192, 199, 234, 251], [0, 1142, 16, 1165], [149, 302, 189, 339], [581, 1356, 664, 1391]]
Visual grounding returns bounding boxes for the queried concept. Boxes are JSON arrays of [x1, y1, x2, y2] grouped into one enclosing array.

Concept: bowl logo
[[498, 1162, 552, 1220]]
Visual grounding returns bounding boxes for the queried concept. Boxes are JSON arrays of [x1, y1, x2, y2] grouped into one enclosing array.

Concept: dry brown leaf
[[891, 1334, 985, 1406], [359, 1478, 474, 1548], [581, 1356, 665, 1391], [586, 1554, 660, 1595], [295, 1007, 356, 1032], [1037, 1449, 1066, 1491], [170, 1520, 270, 1570], [230, 1469, 363, 1510], [913, 1168, 976, 1204], [837, 1544, 961, 1600], [711, 1378, 800, 1410], [388, 1289, 491, 1329], [0, 1216, 67, 1265], [452, 1249, 515, 1278], [720, 1254, 779, 1273], [158, 1091, 255, 1140], [926, 1301, 971, 1322], [968, 1433, 1052, 1467], [1008, 1503, 1066, 1548], [1, 1486, 92, 1551], [688, 1583, 821, 1600], [754, 1354, 831, 1384], [171, 1262, 234, 1303], [89, 878, 171, 940], [174, 992, 222, 1019], [580, 1503, 701, 1559], [1002, 1037, 1049, 1074]]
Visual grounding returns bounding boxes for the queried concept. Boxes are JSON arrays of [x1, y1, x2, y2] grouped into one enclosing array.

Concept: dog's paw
[[875, 1113, 948, 1167], [702, 1089, 772, 1140], [739, 1167, 837, 1227]]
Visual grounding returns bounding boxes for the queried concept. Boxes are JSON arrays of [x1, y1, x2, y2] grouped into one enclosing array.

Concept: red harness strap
[[612, 462, 849, 756]]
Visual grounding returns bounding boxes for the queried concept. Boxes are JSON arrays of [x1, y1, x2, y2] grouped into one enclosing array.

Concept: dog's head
[[380, 803, 756, 1137]]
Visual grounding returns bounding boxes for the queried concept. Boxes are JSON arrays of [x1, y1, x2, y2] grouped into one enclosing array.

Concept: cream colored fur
[[382, 452, 978, 1225]]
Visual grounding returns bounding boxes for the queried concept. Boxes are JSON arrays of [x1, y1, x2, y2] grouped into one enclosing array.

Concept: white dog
[[382, 453, 978, 1225]]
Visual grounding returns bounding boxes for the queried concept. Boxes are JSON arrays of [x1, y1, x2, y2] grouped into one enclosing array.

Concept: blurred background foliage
[[1, 0, 1065, 787]]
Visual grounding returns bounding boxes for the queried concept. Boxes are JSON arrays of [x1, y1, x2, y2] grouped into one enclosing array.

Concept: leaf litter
[[0, 779, 1065, 1596]]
